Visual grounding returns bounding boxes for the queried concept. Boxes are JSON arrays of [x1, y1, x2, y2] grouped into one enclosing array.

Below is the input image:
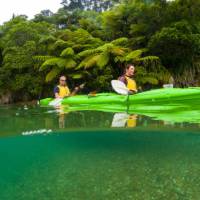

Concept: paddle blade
[[111, 80, 129, 95], [49, 98, 62, 106]]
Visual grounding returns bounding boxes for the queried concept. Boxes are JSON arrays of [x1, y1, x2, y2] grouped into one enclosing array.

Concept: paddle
[[111, 80, 129, 95], [49, 98, 63, 107], [111, 80, 130, 112]]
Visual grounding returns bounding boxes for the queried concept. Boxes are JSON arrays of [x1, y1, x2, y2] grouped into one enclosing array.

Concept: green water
[[0, 105, 200, 200]]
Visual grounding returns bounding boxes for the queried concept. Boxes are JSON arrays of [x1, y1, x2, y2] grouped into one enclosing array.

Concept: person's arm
[[128, 90, 137, 94], [70, 87, 79, 96], [70, 84, 85, 96], [54, 86, 60, 98], [118, 76, 127, 85]]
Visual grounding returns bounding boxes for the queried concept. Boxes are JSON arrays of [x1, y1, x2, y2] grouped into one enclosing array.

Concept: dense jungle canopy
[[0, 0, 200, 103]]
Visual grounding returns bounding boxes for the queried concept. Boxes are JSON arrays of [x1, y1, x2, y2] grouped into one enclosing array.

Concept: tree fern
[[126, 49, 144, 61], [33, 55, 55, 62], [39, 58, 66, 71], [60, 47, 75, 58], [84, 55, 100, 69], [137, 56, 160, 65], [52, 39, 73, 51], [64, 58, 77, 69], [45, 68, 61, 82], [77, 49, 101, 58], [111, 37, 128, 46], [110, 47, 126, 56], [97, 52, 110, 68]]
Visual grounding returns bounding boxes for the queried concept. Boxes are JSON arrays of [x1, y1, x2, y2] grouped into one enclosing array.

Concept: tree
[[148, 20, 200, 86], [34, 30, 169, 91], [0, 18, 55, 101], [61, 0, 120, 12], [33, 10, 54, 23]]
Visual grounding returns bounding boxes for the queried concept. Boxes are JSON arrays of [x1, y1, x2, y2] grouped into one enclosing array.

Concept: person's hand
[[79, 83, 85, 89], [75, 87, 79, 91]]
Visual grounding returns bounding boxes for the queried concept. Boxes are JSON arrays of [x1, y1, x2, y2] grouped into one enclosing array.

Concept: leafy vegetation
[[0, 0, 199, 103]]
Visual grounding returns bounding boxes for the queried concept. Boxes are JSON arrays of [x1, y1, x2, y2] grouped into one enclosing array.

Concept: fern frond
[[137, 56, 160, 63], [111, 47, 126, 56], [52, 39, 71, 50], [64, 58, 77, 69], [39, 58, 66, 71], [96, 43, 114, 51], [126, 50, 143, 61], [33, 55, 55, 62], [97, 52, 110, 68], [114, 56, 125, 63], [69, 73, 83, 79], [111, 37, 128, 46], [60, 48, 75, 58], [77, 49, 100, 58], [84, 55, 100, 69], [45, 68, 61, 82]]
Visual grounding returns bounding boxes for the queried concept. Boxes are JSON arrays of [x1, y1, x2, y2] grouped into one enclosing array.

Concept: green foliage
[[1, 0, 200, 103], [60, 48, 75, 58], [148, 20, 200, 85]]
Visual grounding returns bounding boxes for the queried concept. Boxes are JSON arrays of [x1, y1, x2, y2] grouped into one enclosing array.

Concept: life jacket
[[57, 85, 70, 98], [127, 115, 137, 128], [125, 76, 137, 91]]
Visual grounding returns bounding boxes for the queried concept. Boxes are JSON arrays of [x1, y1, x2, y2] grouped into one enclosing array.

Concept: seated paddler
[[118, 64, 137, 94], [54, 75, 84, 99]]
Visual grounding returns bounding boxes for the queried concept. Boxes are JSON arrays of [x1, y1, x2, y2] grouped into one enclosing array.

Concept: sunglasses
[[60, 79, 66, 82]]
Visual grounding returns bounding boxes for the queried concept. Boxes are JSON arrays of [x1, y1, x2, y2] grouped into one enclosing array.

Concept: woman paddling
[[54, 75, 84, 99], [118, 64, 137, 94]]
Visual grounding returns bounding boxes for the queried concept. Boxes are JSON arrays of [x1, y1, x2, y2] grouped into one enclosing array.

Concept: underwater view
[[0, 104, 200, 200]]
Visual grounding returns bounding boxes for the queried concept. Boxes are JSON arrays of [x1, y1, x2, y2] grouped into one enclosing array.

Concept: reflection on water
[[111, 113, 138, 128], [0, 105, 200, 137]]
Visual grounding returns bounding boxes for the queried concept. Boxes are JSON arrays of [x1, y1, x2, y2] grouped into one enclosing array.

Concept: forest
[[0, 0, 200, 103]]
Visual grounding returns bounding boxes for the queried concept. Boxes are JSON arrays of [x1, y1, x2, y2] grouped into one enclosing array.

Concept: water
[[0, 105, 200, 200]]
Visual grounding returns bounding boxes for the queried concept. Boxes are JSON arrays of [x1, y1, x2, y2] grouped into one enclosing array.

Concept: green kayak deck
[[40, 87, 200, 123], [40, 87, 200, 107]]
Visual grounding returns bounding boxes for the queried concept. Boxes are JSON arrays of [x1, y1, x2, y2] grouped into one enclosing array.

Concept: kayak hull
[[40, 87, 200, 107]]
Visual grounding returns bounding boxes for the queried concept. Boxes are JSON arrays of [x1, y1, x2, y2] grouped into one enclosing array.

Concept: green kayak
[[40, 87, 200, 107]]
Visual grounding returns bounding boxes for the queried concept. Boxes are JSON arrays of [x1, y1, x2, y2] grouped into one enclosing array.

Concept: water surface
[[0, 105, 200, 200]]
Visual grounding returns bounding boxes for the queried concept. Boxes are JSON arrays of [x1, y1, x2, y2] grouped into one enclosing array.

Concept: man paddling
[[54, 75, 84, 98], [118, 64, 137, 94]]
